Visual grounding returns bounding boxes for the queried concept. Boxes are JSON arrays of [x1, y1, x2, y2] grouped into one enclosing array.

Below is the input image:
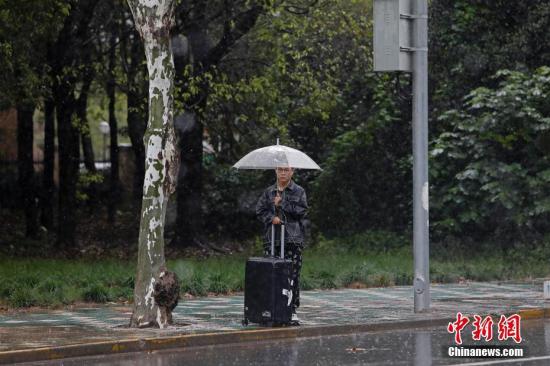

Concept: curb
[[1, 308, 548, 364]]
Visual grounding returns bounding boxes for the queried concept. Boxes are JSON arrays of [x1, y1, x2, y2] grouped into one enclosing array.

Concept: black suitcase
[[244, 224, 293, 326]]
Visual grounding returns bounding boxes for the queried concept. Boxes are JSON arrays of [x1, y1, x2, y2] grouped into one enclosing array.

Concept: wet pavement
[[0, 281, 547, 353], [21, 319, 550, 365]]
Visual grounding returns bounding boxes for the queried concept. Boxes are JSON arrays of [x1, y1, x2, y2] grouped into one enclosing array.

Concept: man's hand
[[272, 216, 282, 225], [274, 192, 282, 206]]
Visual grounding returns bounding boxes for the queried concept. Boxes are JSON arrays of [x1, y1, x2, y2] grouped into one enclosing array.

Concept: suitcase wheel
[[242, 318, 249, 326]]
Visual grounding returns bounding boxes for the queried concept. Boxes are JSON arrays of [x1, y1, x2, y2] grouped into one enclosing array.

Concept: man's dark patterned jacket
[[256, 180, 308, 244]]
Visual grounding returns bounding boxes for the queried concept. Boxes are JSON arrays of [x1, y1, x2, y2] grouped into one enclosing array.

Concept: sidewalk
[[0, 281, 548, 363]]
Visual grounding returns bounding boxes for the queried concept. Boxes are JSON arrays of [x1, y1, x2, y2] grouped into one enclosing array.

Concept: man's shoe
[[291, 312, 300, 325]]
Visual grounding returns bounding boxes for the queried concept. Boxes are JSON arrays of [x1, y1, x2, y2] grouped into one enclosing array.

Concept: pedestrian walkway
[[0, 281, 546, 356]]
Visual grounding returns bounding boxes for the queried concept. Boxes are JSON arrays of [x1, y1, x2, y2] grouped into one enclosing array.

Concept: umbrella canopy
[[233, 140, 321, 170]]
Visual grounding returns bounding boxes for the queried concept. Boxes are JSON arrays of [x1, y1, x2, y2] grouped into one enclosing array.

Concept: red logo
[[448, 313, 522, 344], [498, 314, 522, 343], [447, 312, 470, 345], [472, 315, 494, 341]]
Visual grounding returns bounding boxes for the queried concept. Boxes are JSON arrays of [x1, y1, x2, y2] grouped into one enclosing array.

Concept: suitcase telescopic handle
[[270, 223, 285, 259]]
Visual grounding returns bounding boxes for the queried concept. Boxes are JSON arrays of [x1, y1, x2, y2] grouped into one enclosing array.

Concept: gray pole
[[412, 0, 430, 312]]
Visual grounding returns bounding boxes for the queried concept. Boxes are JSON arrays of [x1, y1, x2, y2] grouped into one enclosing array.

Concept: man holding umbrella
[[256, 165, 308, 323], [234, 140, 320, 324]]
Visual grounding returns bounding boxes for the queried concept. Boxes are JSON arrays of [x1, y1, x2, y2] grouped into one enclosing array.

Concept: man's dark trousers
[[264, 240, 303, 311]]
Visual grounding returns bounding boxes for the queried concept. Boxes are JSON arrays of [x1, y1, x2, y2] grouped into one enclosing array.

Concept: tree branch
[[283, 0, 319, 15], [201, 5, 265, 71]]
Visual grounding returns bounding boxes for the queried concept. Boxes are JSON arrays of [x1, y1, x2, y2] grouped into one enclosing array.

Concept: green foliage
[[8, 287, 39, 308], [82, 283, 111, 303], [207, 273, 230, 294], [196, 0, 379, 168], [431, 67, 550, 241], [0, 259, 134, 308], [429, 0, 550, 115], [202, 160, 268, 239], [339, 263, 373, 287], [3, 234, 550, 308], [301, 243, 414, 290], [315, 230, 409, 253], [0, 0, 69, 105], [310, 87, 412, 236], [172, 257, 245, 296], [181, 273, 208, 297], [76, 172, 104, 202]]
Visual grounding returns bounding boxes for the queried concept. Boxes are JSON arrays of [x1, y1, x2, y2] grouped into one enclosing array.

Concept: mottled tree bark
[[127, 0, 179, 329], [17, 103, 38, 237]]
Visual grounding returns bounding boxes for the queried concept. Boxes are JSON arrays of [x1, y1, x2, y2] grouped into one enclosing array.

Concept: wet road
[[23, 319, 550, 365]]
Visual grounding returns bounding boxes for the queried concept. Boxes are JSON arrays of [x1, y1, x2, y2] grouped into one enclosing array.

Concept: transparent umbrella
[[233, 139, 321, 170]]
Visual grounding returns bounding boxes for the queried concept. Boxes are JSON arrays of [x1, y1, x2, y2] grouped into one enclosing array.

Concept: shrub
[[182, 273, 208, 297], [431, 67, 550, 243], [82, 283, 111, 303], [310, 116, 411, 237], [207, 273, 229, 294], [316, 231, 409, 253], [339, 263, 372, 286], [9, 287, 39, 308]]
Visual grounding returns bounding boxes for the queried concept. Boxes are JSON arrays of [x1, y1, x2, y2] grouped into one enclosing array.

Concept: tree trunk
[[108, 27, 119, 223], [41, 99, 55, 230], [81, 135, 96, 172], [127, 89, 147, 201], [125, 28, 147, 202], [171, 31, 206, 249], [17, 103, 38, 237], [56, 96, 80, 249], [49, 0, 97, 249], [78, 80, 97, 174], [127, 0, 179, 329], [173, 111, 203, 247], [169, 2, 264, 248], [78, 82, 98, 209]]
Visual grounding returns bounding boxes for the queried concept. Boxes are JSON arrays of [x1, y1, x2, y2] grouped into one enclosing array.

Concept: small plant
[[37, 278, 63, 294], [208, 273, 229, 294], [76, 172, 104, 202], [0, 280, 16, 298], [300, 276, 319, 291], [339, 263, 372, 287], [17, 274, 41, 287], [9, 287, 39, 308], [393, 272, 413, 286], [82, 283, 111, 303], [181, 273, 208, 297]]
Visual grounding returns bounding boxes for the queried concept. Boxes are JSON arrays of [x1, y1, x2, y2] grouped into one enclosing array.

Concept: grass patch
[[0, 259, 134, 308], [2, 231, 550, 308], [82, 283, 111, 303]]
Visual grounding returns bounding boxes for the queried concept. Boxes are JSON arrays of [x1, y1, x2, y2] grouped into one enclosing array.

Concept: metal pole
[[412, 0, 430, 312], [414, 331, 432, 366]]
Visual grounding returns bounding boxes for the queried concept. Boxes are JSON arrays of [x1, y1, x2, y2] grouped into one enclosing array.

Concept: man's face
[[276, 166, 294, 183]]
